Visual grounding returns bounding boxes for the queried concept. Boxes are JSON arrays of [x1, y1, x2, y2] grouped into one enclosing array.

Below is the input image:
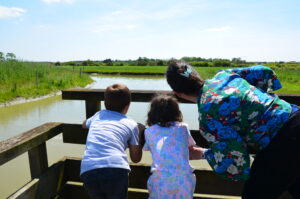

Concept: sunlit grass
[[0, 61, 93, 103]]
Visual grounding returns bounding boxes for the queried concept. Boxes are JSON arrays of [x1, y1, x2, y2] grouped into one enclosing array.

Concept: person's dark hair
[[104, 83, 131, 113], [166, 61, 204, 95], [147, 94, 183, 127]]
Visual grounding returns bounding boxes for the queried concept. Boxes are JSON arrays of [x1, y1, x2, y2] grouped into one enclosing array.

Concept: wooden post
[[85, 100, 100, 119], [28, 142, 48, 179]]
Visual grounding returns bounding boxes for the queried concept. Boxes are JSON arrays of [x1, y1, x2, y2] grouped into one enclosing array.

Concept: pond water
[[0, 75, 208, 198]]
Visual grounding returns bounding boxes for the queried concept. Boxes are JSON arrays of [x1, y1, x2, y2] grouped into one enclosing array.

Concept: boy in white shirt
[[80, 83, 144, 199]]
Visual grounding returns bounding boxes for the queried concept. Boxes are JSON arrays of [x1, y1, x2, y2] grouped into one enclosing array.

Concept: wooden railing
[[0, 89, 299, 199]]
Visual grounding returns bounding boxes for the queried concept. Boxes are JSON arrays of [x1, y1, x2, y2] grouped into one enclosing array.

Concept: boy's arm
[[129, 145, 142, 163], [137, 123, 146, 148], [128, 123, 145, 163], [82, 119, 88, 129]]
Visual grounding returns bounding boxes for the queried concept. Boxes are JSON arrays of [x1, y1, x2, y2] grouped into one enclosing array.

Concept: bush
[[189, 61, 209, 67]]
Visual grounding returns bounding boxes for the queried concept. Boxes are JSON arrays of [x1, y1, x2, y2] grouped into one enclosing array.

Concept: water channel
[[0, 75, 208, 198]]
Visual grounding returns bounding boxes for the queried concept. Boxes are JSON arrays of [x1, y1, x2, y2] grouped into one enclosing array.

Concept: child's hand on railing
[[137, 123, 146, 148], [189, 145, 206, 160]]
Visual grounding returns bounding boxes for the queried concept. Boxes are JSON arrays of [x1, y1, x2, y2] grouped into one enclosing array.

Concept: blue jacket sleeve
[[225, 65, 282, 92], [201, 129, 250, 181]]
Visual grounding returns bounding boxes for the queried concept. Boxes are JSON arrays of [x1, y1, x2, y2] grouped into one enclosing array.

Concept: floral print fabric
[[143, 122, 196, 199], [198, 65, 292, 181], [147, 172, 196, 199]]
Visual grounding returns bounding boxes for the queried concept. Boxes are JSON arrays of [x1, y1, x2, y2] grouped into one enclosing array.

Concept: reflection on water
[[0, 75, 206, 198]]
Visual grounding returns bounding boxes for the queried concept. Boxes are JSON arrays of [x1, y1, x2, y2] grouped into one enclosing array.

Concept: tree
[[156, 59, 164, 66], [137, 57, 149, 66], [103, 58, 113, 66], [0, 52, 5, 61], [231, 57, 245, 63], [82, 59, 94, 66], [6, 52, 16, 60]]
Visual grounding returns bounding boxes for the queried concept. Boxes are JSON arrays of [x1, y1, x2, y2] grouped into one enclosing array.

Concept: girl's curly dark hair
[[147, 94, 183, 127]]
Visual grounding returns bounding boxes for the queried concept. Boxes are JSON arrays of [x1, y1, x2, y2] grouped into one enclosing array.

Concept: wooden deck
[[1, 89, 299, 199]]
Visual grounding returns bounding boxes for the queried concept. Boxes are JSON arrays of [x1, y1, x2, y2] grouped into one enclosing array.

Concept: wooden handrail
[[0, 122, 62, 166], [62, 89, 300, 105]]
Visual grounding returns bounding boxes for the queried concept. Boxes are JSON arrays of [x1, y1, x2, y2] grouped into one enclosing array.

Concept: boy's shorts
[[81, 168, 129, 199]]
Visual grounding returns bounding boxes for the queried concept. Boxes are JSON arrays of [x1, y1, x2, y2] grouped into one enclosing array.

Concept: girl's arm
[[189, 146, 206, 160], [224, 65, 282, 92]]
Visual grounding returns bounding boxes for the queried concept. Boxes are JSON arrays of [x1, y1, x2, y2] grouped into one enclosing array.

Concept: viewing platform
[[1, 89, 299, 199]]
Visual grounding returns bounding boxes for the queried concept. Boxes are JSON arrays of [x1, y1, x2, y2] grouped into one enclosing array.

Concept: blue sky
[[0, 0, 300, 62]]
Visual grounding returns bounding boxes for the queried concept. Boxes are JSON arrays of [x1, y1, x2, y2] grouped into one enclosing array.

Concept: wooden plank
[[62, 89, 194, 103], [62, 123, 88, 144], [61, 124, 210, 146], [194, 169, 243, 196], [7, 158, 66, 199], [62, 123, 258, 154], [53, 158, 293, 199], [85, 99, 100, 119], [277, 93, 300, 106], [0, 122, 62, 166], [59, 182, 89, 199], [62, 89, 300, 105], [64, 157, 82, 182], [7, 179, 39, 199], [28, 142, 48, 179]]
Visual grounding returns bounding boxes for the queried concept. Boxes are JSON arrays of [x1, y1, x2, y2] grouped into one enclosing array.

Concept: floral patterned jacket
[[198, 65, 292, 181]]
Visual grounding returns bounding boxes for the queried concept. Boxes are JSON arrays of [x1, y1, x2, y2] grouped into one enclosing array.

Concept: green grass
[[0, 61, 93, 103], [64, 65, 300, 93]]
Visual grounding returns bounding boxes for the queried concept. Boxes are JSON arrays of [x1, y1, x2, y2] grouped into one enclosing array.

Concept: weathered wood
[[62, 123, 259, 155], [85, 99, 100, 118], [28, 142, 48, 179], [62, 89, 193, 103], [0, 122, 62, 166], [61, 123, 210, 148], [277, 93, 300, 106], [62, 89, 300, 105], [63, 157, 82, 182], [62, 123, 88, 144], [7, 179, 39, 199], [8, 158, 66, 199], [59, 181, 89, 199], [61, 158, 244, 197]]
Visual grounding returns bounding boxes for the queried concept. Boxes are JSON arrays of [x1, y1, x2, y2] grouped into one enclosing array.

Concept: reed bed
[[0, 61, 92, 103]]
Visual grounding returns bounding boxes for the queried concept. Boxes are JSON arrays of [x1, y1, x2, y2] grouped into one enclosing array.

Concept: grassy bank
[[0, 61, 93, 103], [64, 65, 300, 93]]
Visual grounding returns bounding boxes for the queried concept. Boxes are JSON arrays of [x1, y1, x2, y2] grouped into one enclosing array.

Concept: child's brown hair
[[147, 94, 183, 127], [104, 83, 131, 113]]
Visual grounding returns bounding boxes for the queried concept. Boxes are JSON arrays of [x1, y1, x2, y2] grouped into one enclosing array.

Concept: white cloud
[[204, 26, 232, 32], [0, 6, 26, 19], [42, 0, 75, 4]]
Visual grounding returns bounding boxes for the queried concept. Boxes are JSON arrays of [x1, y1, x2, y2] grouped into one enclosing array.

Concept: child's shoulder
[[172, 121, 188, 128]]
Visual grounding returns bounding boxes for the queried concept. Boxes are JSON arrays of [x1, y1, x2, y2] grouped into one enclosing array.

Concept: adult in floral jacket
[[166, 61, 299, 199]]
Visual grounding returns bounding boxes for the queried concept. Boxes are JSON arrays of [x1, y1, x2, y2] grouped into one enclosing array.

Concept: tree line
[[2, 51, 299, 68], [0, 52, 16, 61], [59, 56, 253, 67]]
